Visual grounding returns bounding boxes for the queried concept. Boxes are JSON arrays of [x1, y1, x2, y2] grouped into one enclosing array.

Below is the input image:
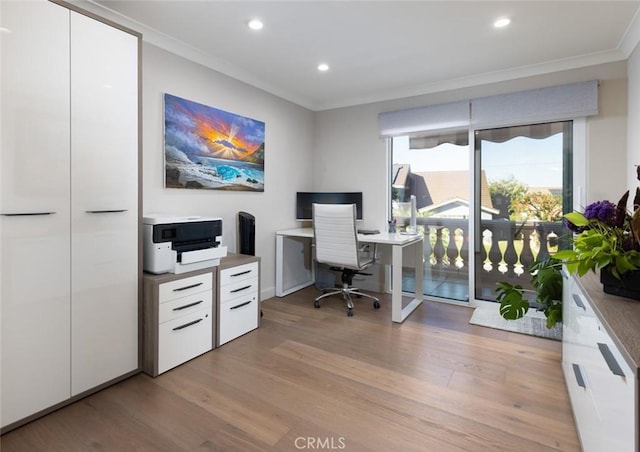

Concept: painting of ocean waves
[[164, 93, 265, 191]]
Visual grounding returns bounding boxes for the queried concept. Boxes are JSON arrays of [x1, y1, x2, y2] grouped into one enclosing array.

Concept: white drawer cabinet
[[143, 269, 216, 377], [563, 271, 638, 452], [217, 256, 261, 346], [143, 255, 260, 375], [157, 273, 213, 374]]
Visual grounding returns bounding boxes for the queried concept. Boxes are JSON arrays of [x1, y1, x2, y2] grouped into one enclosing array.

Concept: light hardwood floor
[[1, 288, 579, 451]]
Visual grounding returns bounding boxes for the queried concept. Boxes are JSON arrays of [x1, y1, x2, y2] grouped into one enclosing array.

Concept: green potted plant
[[496, 167, 640, 327], [495, 257, 563, 329], [555, 188, 640, 298]]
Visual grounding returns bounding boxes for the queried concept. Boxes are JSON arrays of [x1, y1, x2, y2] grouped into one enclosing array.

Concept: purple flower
[[584, 200, 617, 226]]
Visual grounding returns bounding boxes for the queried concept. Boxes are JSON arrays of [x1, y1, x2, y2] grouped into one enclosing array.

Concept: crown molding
[[619, 4, 640, 57]]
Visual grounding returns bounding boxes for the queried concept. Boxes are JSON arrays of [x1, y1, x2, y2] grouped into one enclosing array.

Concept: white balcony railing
[[395, 217, 567, 301]]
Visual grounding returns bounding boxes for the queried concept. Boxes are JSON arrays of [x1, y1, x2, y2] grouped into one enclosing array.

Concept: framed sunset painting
[[163, 93, 265, 191]]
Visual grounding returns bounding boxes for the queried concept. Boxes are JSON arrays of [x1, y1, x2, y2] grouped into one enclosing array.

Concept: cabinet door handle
[[85, 209, 128, 213], [173, 300, 203, 311], [597, 343, 626, 377], [572, 294, 586, 310], [572, 363, 586, 388], [230, 300, 253, 310], [230, 269, 252, 277], [1, 212, 55, 216], [172, 318, 203, 331], [173, 282, 203, 292], [230, 284, 252, 294]]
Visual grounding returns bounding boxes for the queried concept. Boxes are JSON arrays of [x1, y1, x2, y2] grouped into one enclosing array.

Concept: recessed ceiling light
[[317, 63, 330, 72], [247, 19, 263, 30], [494, 17, 511, 28]]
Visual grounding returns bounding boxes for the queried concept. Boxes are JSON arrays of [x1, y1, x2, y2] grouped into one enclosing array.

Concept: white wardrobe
[[0, 0, 140, 429]]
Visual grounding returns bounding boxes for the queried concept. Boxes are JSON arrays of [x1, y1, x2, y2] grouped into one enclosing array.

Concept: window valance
[[379, 80, 598, 138], [379, 100, 469, 138]]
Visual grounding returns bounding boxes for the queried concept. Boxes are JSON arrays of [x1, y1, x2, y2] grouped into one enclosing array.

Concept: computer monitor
[[296, 192, 363, 221]]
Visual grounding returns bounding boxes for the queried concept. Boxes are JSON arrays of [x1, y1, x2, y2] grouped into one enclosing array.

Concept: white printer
[[143, 214, 228, 274]]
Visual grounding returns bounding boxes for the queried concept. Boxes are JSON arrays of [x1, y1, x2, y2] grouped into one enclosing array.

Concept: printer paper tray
[[181, 246, 227, 264], [173, 246, 228, 274]]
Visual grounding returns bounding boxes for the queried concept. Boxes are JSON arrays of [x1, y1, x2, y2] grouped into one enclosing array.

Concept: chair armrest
[[358, 243, 378, 265]]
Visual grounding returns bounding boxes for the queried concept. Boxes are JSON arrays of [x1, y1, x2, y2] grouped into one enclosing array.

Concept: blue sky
[[393, 133, 564, 188]]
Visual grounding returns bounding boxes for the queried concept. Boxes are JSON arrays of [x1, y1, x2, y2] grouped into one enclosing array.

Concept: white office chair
[[312, 203, 380, 317]]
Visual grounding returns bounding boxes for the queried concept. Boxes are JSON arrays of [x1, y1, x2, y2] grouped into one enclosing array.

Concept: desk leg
[[276, 234, 285, 297], [414, 239, 424, 302], [275, 234, 315, 297], [391, 239, 424, 323]]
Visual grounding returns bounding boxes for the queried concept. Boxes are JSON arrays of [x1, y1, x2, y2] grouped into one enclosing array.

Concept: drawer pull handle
[[173, 318, 203, 331], [85, 209, 128, 213], [230, 284, 252, 294], [572, 294, 586, 310], [230, 300, 253, 310], [173, 300, 203, 311], [1, 212, 55, 216], [231, 269, 252, 277], [597, 343, 625, 377], [173, 282, 203, 292], [572, 363, 586, 388]]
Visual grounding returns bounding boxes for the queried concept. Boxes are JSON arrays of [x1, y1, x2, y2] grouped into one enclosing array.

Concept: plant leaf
[[495, 282, 530, 321], [632, 206, 640, 247], [554, 249, 576, 260], [545, 303, 562, 329], [616, 190, 630, 228], [564, 212, 589, 227], [499, 295, 529, 320]]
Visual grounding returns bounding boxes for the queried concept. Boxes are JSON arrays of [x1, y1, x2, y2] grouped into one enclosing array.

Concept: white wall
[[314, 62, 628, 228], [141, 39, 629, 301], [587, 78, 628, 203], [142, 43, 314, 299], [628, 46, 640, 192]]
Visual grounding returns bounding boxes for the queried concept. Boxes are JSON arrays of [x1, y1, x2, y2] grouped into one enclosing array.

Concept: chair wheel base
[[347, 309, 354, 317], [373, 301, 380, 309], [314, 301, 320, 309]]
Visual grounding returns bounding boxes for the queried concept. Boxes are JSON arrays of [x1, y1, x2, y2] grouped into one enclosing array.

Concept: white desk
[[275, 227, 424, 323]]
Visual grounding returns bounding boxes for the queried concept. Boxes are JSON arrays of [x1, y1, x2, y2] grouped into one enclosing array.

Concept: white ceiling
[[85, 0, 640, 111]]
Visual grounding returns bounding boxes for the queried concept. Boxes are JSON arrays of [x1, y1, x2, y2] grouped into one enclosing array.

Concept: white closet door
[[70, 12, 139, 395], [0, 1, 71, 427]]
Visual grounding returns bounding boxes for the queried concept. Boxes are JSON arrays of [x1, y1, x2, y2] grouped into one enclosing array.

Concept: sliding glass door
[[390, 121, 572, 305], [474, 121, 572, 302], [391, 132, 470, 303]]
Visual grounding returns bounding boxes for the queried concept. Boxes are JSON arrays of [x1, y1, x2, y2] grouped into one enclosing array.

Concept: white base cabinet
[[562, 270, 638, 452], [143, 269, 216, 377], [0, 0, 139, 430], [157, 272, 213, 374], [142, 254, 261, 376], [218, 259, 260, 346]]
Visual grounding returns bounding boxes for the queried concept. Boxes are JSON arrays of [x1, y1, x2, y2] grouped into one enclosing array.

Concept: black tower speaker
[[238, 211, 255, 256]]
